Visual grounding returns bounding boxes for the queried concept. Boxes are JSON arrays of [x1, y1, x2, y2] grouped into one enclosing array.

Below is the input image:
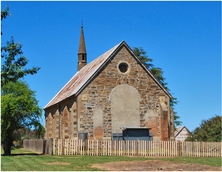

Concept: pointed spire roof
[[78, 25, 86, 54]]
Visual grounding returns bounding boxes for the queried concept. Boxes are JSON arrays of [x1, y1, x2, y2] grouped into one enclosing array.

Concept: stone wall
[[77, 46, 173, 140], [45, 97, 77, 139]]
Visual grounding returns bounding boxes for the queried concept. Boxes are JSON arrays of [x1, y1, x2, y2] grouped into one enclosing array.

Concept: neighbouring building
[[44, 25, 175, 141], [174, 126, 190, 142]]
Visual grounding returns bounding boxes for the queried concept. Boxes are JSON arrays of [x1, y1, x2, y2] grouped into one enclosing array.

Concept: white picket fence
[[53, 139, 221, 157]]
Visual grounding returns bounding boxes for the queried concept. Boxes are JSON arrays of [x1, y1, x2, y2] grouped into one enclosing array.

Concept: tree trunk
[[3, 138, 12, 155]]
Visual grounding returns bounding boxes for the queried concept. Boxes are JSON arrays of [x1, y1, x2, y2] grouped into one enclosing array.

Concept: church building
[[44, 25, 175, 141]]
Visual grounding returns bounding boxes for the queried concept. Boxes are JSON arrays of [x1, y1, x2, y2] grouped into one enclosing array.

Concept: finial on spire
[[81, 20, 83, 27]]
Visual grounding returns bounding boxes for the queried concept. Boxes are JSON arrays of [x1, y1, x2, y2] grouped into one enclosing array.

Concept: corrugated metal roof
[[44, 42, 121, 109], [44, 40, 172, 110]]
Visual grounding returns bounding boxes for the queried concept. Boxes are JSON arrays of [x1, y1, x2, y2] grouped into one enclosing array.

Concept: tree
[[1, 7, 40, 87], [1, 6, 11, 35], [1, 80, 43, 155], [1, 37, 40, 87], [132, 47, 181, 126], [1, 7, 42, 155], [185, 115, 221, 142]]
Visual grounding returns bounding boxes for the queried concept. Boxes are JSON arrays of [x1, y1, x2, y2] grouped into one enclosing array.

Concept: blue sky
[[1, 1, 221, 132]]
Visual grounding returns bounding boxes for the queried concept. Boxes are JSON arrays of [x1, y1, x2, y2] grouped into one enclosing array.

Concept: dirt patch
[[43, 162, 70, 165], [66, 157, 78, 158], [53, 157, 64, 158], [19, 148, 42, 154], [53, 157, 78, 159], [91, 160, 221, 171]]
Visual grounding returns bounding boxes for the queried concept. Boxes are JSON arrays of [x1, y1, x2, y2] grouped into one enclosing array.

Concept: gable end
[[75, 41, 172, 98]]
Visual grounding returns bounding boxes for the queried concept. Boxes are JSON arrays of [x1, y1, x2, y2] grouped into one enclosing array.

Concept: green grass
[[2, 148, 34, 154], [157, 156, 222, 167], [1, 148, 155, 171], [1, 148, 221, 171]]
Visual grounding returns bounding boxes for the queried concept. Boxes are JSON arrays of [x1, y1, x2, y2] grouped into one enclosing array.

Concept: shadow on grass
[[1, 152, 42, 156]]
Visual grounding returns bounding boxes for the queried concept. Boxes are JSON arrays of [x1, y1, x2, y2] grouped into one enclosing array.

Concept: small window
[[82, 55, 85, 60], [119, 62, 128, 73], [117, 61, 131, 74]]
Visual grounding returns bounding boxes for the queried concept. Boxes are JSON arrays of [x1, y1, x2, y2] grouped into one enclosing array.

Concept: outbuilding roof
[[174, 126, 190, 137], [44, 41, 172, 109]]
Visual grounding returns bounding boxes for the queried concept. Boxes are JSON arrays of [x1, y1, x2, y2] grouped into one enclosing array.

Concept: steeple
[[78, 24, 87, 71]]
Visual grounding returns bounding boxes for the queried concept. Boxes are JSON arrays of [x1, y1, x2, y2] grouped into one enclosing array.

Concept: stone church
[[44, 25, 175, 141]]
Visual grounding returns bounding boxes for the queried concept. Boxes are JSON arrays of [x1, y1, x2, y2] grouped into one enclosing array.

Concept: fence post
[[105, 140, 107, 156], [111, 140, 114, 156], [62, 139, 64, 155], [136, 140, 139, 156], [219, 142, 222, 157]]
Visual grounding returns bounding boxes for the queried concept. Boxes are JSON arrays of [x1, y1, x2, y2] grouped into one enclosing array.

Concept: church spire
[[78, 23, 87, 71]]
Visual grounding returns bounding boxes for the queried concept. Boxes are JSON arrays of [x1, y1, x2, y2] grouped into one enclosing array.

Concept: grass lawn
[[1, 148, 221, 171], [157, 156, 221, 168]]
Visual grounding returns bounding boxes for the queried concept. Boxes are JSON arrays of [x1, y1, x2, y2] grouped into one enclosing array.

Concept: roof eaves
[[44, 71, 80, 110]]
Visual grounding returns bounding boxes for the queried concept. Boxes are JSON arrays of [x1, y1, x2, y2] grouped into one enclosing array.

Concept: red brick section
[[144, 116, 160, 138], [94, 126, 103, 139], [161, 111, 169, 141]]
